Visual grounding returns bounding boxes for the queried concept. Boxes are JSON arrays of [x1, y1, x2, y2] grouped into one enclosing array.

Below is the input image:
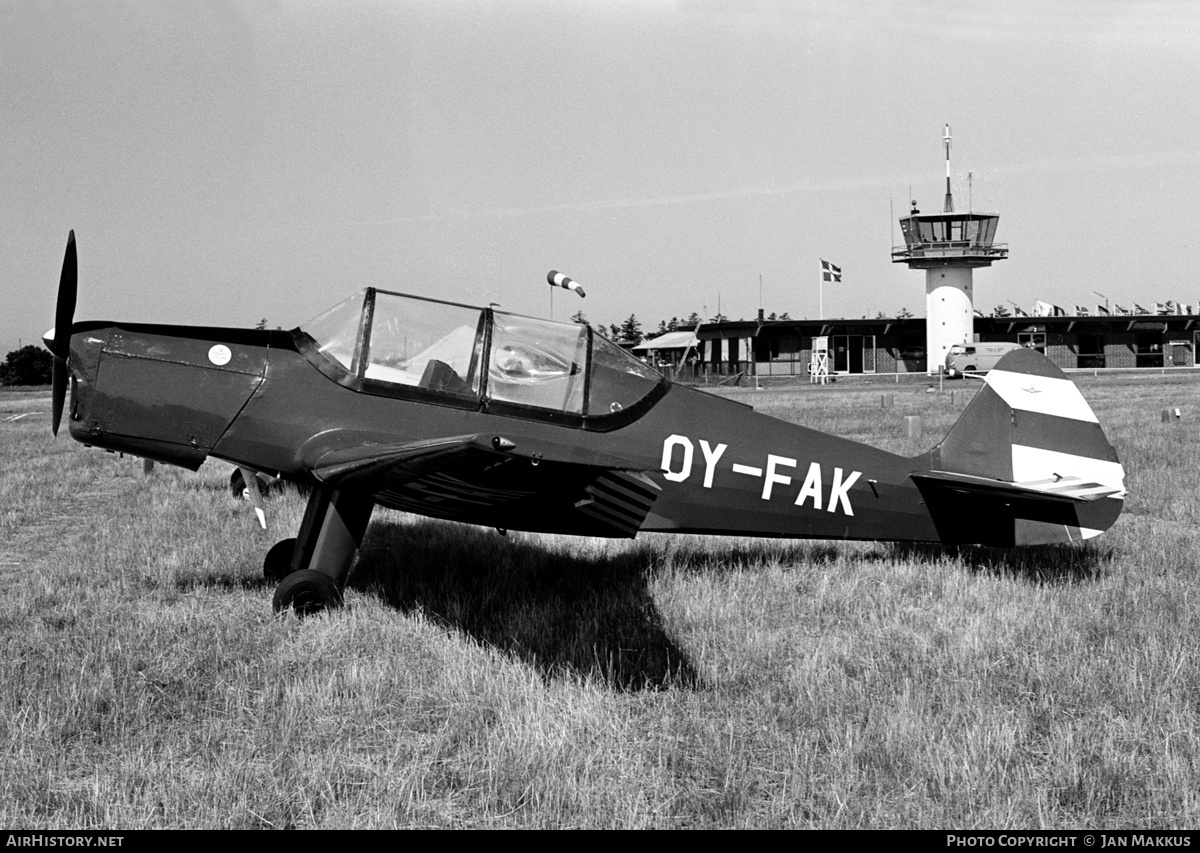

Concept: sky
[[3, 0, 1199, 354]]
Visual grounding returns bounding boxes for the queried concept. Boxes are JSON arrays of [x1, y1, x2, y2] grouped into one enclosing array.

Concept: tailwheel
[[263, 537, 297, 583], [272, 569, 343, 617]]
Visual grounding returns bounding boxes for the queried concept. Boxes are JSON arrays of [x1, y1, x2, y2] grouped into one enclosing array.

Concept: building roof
[[633, 330, 699, 351], [687, 312, 1200, 341]]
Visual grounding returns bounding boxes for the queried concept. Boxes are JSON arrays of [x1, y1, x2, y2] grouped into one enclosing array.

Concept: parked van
[[944, 342, 1023, 377]]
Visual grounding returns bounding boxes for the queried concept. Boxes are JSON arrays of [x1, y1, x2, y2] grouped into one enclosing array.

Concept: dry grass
[[2, 374, 1199, 828]]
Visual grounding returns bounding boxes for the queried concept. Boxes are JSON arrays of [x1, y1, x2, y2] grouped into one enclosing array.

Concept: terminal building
[[636, 308, 1200, 380], [636, 127, 1196, 379]]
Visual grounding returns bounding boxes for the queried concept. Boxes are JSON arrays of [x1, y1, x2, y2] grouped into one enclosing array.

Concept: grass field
[[2, 372, 1199, 828]]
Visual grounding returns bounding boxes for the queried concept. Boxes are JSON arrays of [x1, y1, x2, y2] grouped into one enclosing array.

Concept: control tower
[[892, 126, 1008, 373]]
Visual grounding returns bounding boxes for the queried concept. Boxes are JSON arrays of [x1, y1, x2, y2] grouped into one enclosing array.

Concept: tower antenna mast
[[943, 123, 954, 213]]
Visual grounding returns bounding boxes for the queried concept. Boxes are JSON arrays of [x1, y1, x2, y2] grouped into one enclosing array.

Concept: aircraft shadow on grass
[[348, 518, 702, 691], [169, 515, 697, 691]]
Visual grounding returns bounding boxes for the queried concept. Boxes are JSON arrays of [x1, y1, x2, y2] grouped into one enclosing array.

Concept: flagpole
[[818, 259, 841, 319], [819, 260, 824, 320]]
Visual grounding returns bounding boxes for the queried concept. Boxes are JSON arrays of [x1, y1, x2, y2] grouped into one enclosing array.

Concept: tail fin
[[912, 348, 1124, 546]]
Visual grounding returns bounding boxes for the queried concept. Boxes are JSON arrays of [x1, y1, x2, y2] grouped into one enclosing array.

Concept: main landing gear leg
[[271, 486, 375, 616]]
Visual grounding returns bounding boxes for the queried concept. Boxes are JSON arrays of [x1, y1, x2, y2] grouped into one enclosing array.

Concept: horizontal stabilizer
[[911, 469, 1123, 504]]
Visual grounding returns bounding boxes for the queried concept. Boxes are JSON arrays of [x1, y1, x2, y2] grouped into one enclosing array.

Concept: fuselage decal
[[659, 434, 863, 517]]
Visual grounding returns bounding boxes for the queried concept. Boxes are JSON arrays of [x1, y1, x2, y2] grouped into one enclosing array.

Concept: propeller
[[50, 230, 77, 436]]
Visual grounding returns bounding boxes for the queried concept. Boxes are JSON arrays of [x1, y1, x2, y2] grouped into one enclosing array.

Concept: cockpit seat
[[419, 359, 468, 395]]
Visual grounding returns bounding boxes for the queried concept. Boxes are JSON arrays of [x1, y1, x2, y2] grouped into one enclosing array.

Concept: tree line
[[0, 345, 53, 386], [570, 310, 793, 345]]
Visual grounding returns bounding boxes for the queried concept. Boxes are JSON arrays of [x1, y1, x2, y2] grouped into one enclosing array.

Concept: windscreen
[[300, 289, 369, 371]]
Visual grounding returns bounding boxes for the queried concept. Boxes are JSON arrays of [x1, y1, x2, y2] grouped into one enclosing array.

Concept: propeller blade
[[50, 358, 67, 436], [50, 230, 77, 436], [54, 231, 77, 360], [238, 467, 269, 530]]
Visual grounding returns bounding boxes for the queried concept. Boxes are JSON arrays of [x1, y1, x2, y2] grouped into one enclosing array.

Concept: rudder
[[913, 348, 1124, 546]]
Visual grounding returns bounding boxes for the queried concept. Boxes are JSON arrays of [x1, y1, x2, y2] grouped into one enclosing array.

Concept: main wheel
[[230, 469, 271, 500], [263, 537, 298, 583], [272, 570, 343, 616]]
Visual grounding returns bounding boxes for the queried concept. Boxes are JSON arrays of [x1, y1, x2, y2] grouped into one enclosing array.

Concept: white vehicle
[[944, 342, 1023, 377]]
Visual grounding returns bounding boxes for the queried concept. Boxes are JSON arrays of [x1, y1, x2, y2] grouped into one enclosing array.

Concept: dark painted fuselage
[[65, 320, 943, 543]]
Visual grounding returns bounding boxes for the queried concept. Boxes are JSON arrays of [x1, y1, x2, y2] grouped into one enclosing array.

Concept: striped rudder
[[917, 347, 1124, 546]]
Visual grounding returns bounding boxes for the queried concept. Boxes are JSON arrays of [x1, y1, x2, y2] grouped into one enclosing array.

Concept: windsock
[[547, 270, 585, 298]]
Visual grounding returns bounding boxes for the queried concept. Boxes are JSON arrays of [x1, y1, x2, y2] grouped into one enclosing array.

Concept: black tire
[[263, 537, 298, 583], [230, 469, 271, 501], [272, 569, 343, 616], [964, 365, 976, 373]]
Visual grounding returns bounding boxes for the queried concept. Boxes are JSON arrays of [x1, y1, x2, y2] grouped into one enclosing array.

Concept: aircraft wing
[[301, 432, 662, 538], [307, 433, 503, 485]]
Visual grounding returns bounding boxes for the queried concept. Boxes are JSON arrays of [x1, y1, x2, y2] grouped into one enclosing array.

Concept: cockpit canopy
[[298, 288, 665, 422]]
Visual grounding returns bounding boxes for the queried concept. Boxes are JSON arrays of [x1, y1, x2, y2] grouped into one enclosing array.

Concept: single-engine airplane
[[45, 232, 1125, 615]]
